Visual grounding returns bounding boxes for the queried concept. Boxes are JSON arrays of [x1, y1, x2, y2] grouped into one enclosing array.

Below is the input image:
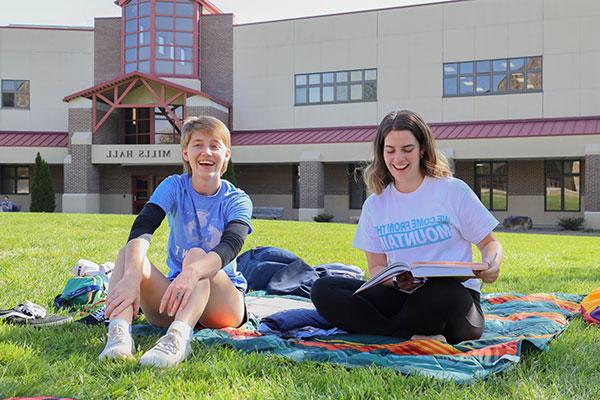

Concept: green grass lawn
[[1, 213, 600, 399]]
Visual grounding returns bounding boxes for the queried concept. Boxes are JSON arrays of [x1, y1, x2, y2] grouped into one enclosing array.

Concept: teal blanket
[[192, 292, 583, 383]]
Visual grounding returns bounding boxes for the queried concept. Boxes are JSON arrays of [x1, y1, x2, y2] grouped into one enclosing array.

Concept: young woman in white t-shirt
[[311, 110, 504, 343]]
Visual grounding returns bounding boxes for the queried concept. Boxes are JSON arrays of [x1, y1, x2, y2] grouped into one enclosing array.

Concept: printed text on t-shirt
[[375, 215, 452, 251]]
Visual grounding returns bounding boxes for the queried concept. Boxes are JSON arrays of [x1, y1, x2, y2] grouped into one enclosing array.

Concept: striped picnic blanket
[[193, 292, 583, 383], [581, 287, 600, 325]]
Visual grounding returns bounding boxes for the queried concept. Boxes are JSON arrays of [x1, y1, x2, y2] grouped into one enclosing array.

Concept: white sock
[[108, 318, 130, 332], [169, 320, 193, 341]]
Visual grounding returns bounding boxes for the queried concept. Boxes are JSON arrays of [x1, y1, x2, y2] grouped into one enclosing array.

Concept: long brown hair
[[364, 110, 452, 194]]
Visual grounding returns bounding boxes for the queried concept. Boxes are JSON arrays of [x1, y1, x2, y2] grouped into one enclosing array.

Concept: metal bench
[[252, 206, 284, 220]]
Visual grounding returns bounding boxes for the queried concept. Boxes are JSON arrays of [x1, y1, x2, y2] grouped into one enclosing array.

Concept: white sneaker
[[138, 329, 192, 368], [99, 324, 135, 360]]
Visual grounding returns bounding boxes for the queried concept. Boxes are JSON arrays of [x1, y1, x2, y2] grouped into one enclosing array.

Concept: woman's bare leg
[[138, 248, 245, 367]]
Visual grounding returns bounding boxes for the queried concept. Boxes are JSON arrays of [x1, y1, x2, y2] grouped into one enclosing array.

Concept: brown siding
[[49, 165, 64, 194], [455, 160, 545, 196], [508, 160, 544, 196], [324, 163, 349, 195], [454, 161, 474, 188], [235, 165, 292, 195], [94, 18, 122, 84], [200, 14, 233, 104], [99, 166, 183, 194]]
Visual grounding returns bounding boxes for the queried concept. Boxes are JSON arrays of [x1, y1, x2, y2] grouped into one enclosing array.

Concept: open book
[[353, 261, 489, 295]]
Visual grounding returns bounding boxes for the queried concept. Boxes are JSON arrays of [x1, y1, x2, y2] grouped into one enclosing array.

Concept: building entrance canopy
[[63, 71, 230, 135]]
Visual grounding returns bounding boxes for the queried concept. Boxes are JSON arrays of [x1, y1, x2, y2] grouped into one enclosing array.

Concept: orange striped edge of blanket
[[485, 311, 568, 326], [298, 333, 556, 357], [484, 294, 580, 312], [459, 340, 520, 357], [221, 327, 263, 338], [581, 307, 600, 325], [297, 338, 462, 356]]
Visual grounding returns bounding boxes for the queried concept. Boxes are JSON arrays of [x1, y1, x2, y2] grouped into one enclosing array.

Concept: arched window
[[122, 0, 198, 78]]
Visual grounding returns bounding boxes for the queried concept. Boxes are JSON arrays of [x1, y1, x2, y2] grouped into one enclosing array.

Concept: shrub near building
[[30, 152, 55, 213]]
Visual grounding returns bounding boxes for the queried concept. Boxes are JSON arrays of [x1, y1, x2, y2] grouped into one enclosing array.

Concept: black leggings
[[310, 276, 484, 344]]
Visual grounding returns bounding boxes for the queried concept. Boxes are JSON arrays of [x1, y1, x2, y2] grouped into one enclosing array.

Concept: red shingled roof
[[2, 117, 598, 149], [232, 116, 600, 146], [0, 131, 68, 147], [63, 71, 231, 107]]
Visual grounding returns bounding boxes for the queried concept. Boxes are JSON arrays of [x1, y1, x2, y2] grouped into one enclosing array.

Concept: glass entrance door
[[132, 176, 152, 214]]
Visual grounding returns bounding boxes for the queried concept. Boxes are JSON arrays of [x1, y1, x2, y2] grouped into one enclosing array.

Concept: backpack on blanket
[[54, 274, 108, 313]]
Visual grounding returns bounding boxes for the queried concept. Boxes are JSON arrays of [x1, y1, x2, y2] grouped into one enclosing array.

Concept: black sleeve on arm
[[127, 202, 166, 243], [211, 220, 249, 268]]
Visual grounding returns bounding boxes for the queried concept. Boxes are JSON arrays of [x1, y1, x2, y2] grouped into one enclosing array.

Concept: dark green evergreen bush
[[557, 217, 584, 230], [314, 213, 334, 223], [30, 152, 55, 212]]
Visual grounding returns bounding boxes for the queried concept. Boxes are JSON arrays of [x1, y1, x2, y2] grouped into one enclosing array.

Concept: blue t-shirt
[[149, 174, 252, 292]]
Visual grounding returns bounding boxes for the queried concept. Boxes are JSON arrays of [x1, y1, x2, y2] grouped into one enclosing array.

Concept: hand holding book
[[391, 272, 425, 294], [354, 260, 489, 295], [476, 251, 499, 283]]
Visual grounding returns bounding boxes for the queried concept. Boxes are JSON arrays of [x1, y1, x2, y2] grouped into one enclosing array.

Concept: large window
[[123, 0, 197, 77], [1, 166, 30, 194], [475, 161, 507, 211], [295, 69, 377, 105], [545, 160, 582, 211], [124, 0, 151, 73], [1, 80, 30, 109], [348, 164, 367, 209], [444, 56, 542, 97], [124, 108, 151, 144]]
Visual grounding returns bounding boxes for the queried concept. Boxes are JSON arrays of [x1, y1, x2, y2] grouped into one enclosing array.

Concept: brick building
[[1, 0, 600, 228]]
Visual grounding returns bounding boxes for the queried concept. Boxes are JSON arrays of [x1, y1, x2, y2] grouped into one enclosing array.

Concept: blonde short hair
[[180, 116, 230, 174]]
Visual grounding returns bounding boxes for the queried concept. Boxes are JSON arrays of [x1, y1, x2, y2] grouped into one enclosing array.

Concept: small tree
[[30, 152, 55, 212], [222, 158, 237, 185]]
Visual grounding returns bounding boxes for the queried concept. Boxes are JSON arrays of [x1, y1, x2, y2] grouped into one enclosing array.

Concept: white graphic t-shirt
[[353, 176, 499, 292]]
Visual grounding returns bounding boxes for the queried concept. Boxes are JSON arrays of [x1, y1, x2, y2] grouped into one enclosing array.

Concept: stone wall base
[[584, 211, 600, 230], [298, 208, 325, 222], [62, 193, 100, 214]]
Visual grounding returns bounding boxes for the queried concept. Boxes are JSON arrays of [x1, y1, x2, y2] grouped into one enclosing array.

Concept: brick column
[[584, 145, 600, 229], [298, 152, 324, 221], [62, 104, 100, 213]]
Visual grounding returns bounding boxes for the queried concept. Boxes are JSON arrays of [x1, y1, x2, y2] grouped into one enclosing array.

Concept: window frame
[[544, 159, 583, 212], [294, 68, 377, 106], [1, 165, 31, 194], [474, 160, 508, 211], [443, 56, 542, 98], [122, 107, 153, 144], [1, 80, 30, 110], [121, 0, 199, 78]]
